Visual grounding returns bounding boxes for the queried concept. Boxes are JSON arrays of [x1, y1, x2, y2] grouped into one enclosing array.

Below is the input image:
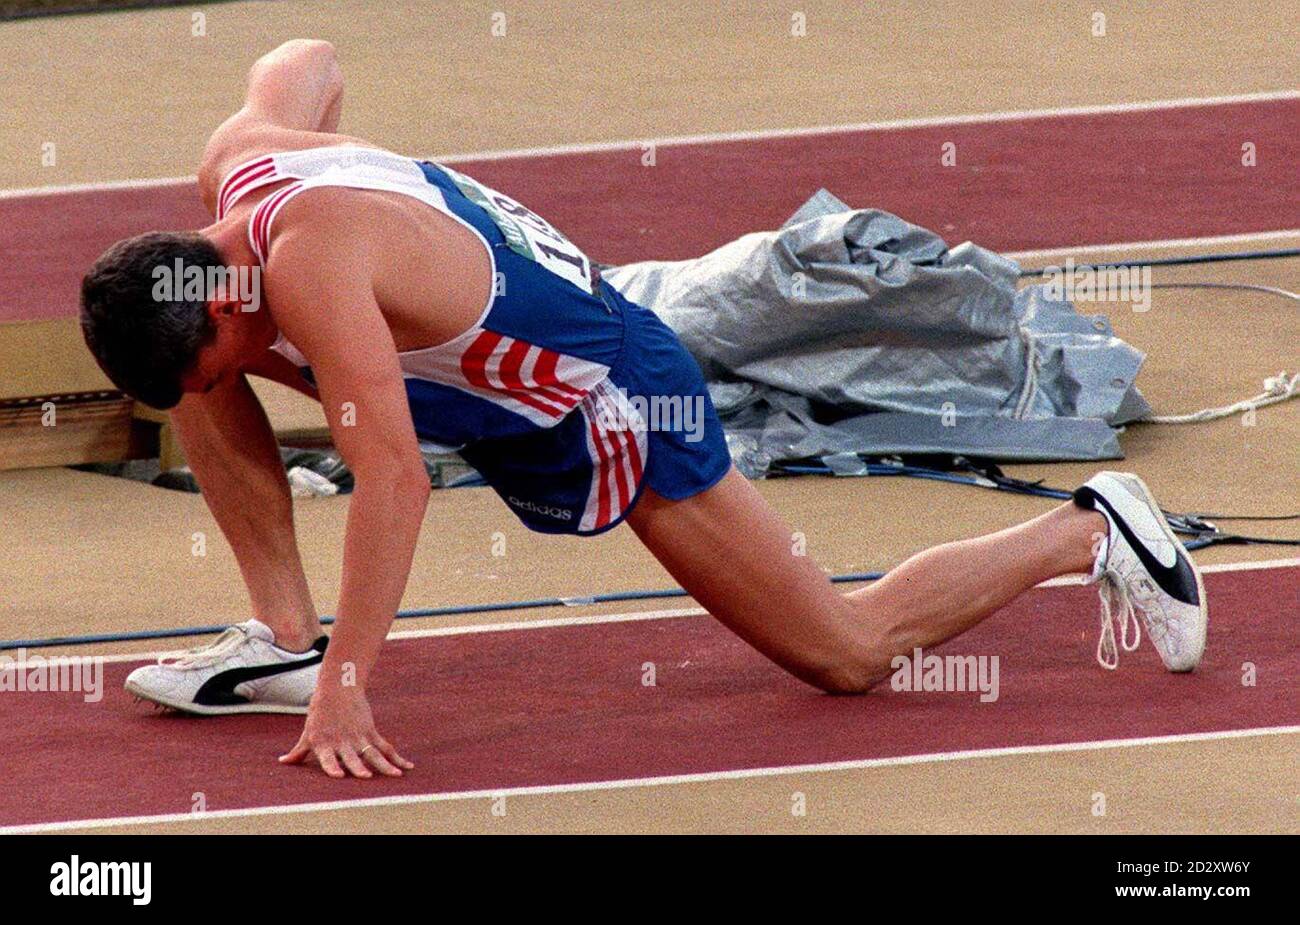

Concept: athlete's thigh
[[624, 466, 868, 685]]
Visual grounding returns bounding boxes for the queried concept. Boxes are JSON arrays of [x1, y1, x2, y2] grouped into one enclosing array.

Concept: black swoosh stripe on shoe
[[193, 636, 328, 707], [1074, 487, 1199, 605]]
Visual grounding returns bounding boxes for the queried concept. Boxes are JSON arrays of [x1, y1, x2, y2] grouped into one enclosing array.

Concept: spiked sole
[[125, 678, 311, 715]]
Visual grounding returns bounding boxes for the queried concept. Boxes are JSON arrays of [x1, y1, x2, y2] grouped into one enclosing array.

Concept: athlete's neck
[[200, 218, 259, 274]]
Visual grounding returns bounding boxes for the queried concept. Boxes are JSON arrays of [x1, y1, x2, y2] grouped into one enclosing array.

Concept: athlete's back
[[196, 41, 495, 351], [185, 40, 728, 537]]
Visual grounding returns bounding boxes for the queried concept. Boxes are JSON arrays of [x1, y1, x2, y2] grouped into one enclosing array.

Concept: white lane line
[[53, 557, 1300, 665], [3, 89, 1295, 200], [82, 606, 706, 664], [434, 89, 1300, 163], [0, 174, 194, 200], [5, 724, 1296, 834], [1193, 556, 1300, 573], [1007, 229, 1300, 262]]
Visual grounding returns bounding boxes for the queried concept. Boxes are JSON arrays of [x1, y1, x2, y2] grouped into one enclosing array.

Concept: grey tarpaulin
[[603, 190, 1151, 475]]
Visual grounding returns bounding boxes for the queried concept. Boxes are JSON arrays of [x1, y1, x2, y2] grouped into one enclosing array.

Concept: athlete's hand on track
[[279, 685, 414, 779]]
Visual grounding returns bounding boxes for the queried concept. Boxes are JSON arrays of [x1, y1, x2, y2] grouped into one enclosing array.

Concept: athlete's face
[[180, 298, 275, 395]]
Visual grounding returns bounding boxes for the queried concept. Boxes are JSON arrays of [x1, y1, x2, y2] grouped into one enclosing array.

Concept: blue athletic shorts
[[452, 281, 732, 535]]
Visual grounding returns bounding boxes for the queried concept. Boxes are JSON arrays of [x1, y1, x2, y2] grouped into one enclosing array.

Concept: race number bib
[[440, 164, 596, 294]]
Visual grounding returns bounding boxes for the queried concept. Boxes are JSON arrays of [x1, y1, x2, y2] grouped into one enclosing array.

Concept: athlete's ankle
[[1057, 502, 1108, 575], [265, 620, 322, 653]]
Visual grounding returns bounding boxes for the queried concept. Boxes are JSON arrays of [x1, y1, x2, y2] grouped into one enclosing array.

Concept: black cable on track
[[1017, 246, 1300, 278]]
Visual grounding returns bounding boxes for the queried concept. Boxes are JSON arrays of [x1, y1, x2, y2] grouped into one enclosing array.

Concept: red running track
[[3, 565, 1296, 828], [2, 99, 1296, 322]]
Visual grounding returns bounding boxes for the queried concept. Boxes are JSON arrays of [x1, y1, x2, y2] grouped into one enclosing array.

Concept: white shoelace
[[1093, 570, 1143, 670], [157, 626, 250, 669]]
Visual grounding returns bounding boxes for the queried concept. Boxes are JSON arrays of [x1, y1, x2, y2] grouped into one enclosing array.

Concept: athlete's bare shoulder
[[265, 185, 377, 262], [257, 182, 490, 354], [197, 121, 374, 212], [195, 39, 378, 214]]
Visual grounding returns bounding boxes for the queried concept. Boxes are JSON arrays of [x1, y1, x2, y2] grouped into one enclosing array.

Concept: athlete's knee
[[806, 648, 893, 695]]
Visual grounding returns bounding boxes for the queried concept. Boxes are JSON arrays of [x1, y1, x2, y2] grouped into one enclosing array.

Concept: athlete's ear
[[206, 296, 244, 323]]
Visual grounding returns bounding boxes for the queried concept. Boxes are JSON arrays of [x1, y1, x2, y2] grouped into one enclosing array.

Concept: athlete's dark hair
[[80, 231, 222, 409]]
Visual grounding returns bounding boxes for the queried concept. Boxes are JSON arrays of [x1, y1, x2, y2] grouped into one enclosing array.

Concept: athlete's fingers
[[337, 745, 373, 779], [315, 746, 347, 779], [359, 743, 403, 777], [374, 734, 414, 770], [279, 738, 311, 764]]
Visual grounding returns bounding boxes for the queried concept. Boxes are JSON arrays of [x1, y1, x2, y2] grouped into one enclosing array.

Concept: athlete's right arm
[[168, 374, 320, 649]]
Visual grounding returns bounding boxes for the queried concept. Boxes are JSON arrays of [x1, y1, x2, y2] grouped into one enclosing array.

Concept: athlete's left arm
[[205, 40, 344, 162], [266, 220, 425, 780], [199, 41, 348, 213], [242, 39, 345, 134]]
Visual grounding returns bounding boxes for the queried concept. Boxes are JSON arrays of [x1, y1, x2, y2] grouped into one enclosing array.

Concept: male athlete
[[81, 41, 1207, 780]]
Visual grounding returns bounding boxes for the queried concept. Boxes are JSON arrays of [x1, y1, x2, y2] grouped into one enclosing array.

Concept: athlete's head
[[81, 231, 271, 409]]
